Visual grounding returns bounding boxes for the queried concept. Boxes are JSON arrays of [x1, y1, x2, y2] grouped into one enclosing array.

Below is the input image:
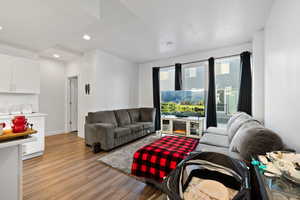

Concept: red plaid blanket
[[131, 136, 199, 182]]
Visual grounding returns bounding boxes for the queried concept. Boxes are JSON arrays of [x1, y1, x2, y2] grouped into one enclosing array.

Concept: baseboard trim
[[45, 130, 65, 136], [23, 151, 44, 160]]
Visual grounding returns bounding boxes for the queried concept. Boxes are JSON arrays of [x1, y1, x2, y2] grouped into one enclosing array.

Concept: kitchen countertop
[[0, 113, 47, 120], [0, 136, 36, 149]]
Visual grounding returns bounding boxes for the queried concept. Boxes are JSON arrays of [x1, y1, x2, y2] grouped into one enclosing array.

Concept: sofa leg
[[92, 143, 101, 153], [85, 143, 91, 147]]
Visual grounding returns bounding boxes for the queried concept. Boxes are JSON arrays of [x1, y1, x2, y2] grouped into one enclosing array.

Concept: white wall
[[138, 43, 252, 107], [0, 93, 39, 113], [252, 31, 265, 122], [39, 59, 66, 136], [65, 50, 97, 138], [265, 0, 300, 152], [65, 50, 139, 138], [94, 50, 139, 111]]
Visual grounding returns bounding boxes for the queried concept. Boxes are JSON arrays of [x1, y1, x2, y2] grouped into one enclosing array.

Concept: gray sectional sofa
[[85, 108, 156, 152], [196, 112, 285, 161]]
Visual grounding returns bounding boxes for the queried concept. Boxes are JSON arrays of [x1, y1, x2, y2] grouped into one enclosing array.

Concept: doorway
[[68, 77, 78, 134]]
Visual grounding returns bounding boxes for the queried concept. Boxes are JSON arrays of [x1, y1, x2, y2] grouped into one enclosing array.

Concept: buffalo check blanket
[[131, 136, 199, 182]]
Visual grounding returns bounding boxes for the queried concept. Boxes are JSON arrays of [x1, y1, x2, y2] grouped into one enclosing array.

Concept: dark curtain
[[152, 67, 161, 131], [206, 57, 217, 128], [238, 51, 252, 115], [175, 63, 182, 90]]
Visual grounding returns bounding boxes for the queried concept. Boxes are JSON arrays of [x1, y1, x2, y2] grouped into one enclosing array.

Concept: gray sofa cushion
[[226, 112, 244, 131], [115, 110, 131, 127], [240, 128, 284, 161], [227, 113, 252, 142], [195, 143, 241, 160], [87, 111, 118, 127], [114, 127, 131, 138], [206, 127, 227, 136], [124, 124, 143, 132], [140, 108, 155, 122], [136, 122, 153, 129], [229, 120, 263, 152], [127, 109, 140, 123], [200, 134, 229, 148]]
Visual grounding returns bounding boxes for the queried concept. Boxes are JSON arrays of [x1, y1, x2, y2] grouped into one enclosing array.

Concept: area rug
[[98, 135, 160, 174]]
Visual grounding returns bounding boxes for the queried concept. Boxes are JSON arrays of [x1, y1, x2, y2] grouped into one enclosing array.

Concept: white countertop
[[0, 113, 47, 120], [0, 136, 36, 149]]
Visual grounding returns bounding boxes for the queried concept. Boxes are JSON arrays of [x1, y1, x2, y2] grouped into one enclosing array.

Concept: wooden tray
[[0, 129, 37, 142]]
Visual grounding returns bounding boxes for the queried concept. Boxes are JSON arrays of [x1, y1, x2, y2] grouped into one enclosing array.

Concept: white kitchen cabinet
[[12, 57, 40, 94], [22, 115, 45, 159], [0, 53, 40, 94], [0, 54, 14, 92]]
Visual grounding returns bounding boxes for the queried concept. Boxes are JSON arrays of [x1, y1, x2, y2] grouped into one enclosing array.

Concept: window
[[160, 62, 207, 117], [182, 62, 208, 91], [159, 56, 241, 127], [160, 67, 174, 91], [215, 56, 241, 125]]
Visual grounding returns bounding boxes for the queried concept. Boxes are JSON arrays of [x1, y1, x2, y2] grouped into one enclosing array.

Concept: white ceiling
[[0, 0, 273, 63]]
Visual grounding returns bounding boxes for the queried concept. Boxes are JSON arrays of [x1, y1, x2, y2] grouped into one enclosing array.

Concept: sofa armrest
[[85, 123, 115, 150], [140, 108, 156, 122]]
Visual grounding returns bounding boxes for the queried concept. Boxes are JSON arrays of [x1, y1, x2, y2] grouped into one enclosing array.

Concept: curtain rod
[[158, 52, 250, 69]]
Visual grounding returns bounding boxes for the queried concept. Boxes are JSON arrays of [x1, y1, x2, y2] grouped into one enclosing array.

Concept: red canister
[[12, 116, 28, 133]]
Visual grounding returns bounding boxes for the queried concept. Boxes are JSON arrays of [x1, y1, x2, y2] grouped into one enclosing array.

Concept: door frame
[[66, 76, 78, 133]]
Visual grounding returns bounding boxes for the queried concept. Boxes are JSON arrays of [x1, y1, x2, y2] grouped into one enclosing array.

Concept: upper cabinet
[[0, 54, 14, 93], [0, 54, 40, 94]]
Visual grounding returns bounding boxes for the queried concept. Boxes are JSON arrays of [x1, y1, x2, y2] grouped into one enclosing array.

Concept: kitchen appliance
[[12, 116, 28, 133], [0, 123, 5, 135]]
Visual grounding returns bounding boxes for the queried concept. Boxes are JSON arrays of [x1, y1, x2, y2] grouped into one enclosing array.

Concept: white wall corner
[[252, 30, 265, 122]]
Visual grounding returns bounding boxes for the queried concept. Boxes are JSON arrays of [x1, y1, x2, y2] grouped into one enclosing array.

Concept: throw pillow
[[229, 120, 263, 152], [240, 128, 284, 161]]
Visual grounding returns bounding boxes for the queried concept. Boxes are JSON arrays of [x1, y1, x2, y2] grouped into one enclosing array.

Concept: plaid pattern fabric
[[131, 136, 199, 182]]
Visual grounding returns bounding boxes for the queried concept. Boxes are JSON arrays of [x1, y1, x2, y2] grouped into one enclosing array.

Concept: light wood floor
[[23, 133, 162, 200]]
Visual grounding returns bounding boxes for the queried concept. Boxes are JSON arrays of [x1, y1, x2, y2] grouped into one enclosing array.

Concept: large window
[[160, 62, 207, 117], [159, 56, 241, 126], [215, 56, 241, 125]]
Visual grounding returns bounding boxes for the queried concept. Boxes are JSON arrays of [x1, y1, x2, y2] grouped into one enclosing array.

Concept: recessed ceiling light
[[53, 54, 60, 58], [0, 26, 3, 31], [83, 34, 91, 41]]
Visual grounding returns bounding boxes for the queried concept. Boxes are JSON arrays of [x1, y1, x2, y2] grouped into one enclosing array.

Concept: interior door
[[69, 77, 78, 132]]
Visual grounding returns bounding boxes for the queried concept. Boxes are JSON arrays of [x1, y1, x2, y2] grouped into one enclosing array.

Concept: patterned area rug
[[98, 134, 160, 174], [98, 134, 169, 200]]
